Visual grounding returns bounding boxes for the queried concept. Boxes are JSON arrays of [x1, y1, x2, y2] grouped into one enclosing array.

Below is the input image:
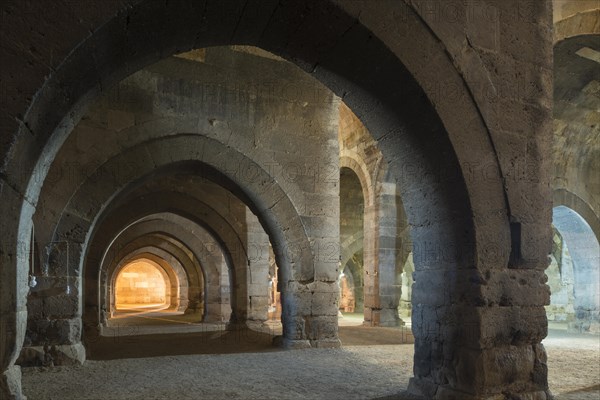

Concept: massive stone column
[[373, 182, 409, 327], [0, 198, 31, 400]]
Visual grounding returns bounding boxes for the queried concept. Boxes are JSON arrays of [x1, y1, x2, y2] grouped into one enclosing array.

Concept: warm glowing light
[[115, 260, 169, 310]]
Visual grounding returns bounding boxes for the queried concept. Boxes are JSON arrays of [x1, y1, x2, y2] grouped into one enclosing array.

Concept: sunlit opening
[[115, 259, 170, 310]]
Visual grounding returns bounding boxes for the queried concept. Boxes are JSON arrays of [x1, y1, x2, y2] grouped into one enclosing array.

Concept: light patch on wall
[[230, 45, 285, 61], [174, 48, 206, 63], [576, 47, 600, 64], [115, 260, 169, 310]]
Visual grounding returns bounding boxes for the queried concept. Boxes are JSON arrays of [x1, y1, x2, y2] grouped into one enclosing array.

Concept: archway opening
[[546, 206, 600, 334], [114, 259, 171, 312], [10, 10, 483, 393], [339, 167, 365, 324], [339, 265, 357, 313]]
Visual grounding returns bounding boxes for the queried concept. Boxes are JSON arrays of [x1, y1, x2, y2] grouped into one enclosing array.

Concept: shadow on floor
[[88, 324, 414, 360], [88, 310, 414, 360], [371, 391, 424, 400], [87, 328, 280, 360], [553, 385, 600, 400]]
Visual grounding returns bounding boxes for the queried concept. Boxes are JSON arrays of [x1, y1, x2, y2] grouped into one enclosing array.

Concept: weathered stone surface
[[17, 343, 85, 367], [0, 365, 26, 400], [0, 1, 577, 399]]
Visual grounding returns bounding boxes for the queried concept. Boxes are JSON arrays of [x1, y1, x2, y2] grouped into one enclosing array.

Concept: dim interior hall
[[1, 1, 599, 399]]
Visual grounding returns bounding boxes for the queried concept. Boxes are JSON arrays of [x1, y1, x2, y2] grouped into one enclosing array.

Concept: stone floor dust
[[21, 326, 599, 399]]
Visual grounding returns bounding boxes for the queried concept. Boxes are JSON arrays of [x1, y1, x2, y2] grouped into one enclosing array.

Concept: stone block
[[247, 283, 269, 297], [283, 282, 312, 316], [313, 260, 339, 282], [481, 269, 550, 307], [26, 318, 82, 346], [452, 344, 549, 398], [17, 342, 85, 367], [248, 295, 269, 312], [310, 289, 338, 316], [281, 316, 306, 341], [305, 316, 338, 340]]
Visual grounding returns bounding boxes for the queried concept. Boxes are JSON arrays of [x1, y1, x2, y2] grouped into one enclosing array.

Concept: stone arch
[[118, 234, 203, 315], [553, 5, 600, 43], [97, 217, 228, 325], [46, 135, 299, 316], [58, 134, 308, 285], [551, 205, 600, 332], [340, 147, 409, 327], [340, 155, 374, 207], [110, 248, 190, 314], [553, 189, 600, 243], [0, 2, 518, 398], [340, 233, 364, 270], [84, 195, 250, 335], [99, 222, 212, 317], [112, 256, 174, 311]]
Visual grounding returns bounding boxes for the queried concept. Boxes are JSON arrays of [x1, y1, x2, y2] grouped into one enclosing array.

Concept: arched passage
[[553, 4, 600, 43], [339, 167, 365, 318], [86, 194, 247, 336], [113, 258, 172, 311], [340, 145, 409, 327], [549, 206, 600, 333], [112, 247, 192, 315], [1, 2, 543, 399], [48, 139, 299, 336], [98, 216, 229, 326], [553, 189, 600, 242]]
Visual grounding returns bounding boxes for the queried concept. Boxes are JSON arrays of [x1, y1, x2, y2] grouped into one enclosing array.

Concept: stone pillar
[[205, 257, 231, 324], [362, 202, 380, 325], [219, 265, 232, 323], [2, 201, 34, 399], [280, 279, 340, 349], [20, 240, 85, 367], [364, 183, 408, 327], [407, 236, 551, 399], [244, 209, 271, 329], [185, 285, 204, 316], [0, 260, 27, 399], [375, 185, 406, 327]]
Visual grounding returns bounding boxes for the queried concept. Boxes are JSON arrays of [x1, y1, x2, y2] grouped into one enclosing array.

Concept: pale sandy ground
[[21, 317, 599, 400], [544, 325, 600, 400]]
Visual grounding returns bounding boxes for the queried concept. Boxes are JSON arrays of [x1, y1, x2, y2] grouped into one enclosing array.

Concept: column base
[[309, 338, 342, 348], [363, 318, 405, 327], [408, 378, 552, 400], [272, 336, 312, 349], [363, 307, 405, 327], [272, 336, 341, 349], [225, 319, 269, 332], [17, 343, 86, 367], [1, 365, 26, 400], [568, 320, 600, 334]]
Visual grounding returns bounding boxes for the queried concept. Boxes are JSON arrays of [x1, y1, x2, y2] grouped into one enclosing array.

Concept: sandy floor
[[544, 325, 600, 400], [21, 317, 599, 400]]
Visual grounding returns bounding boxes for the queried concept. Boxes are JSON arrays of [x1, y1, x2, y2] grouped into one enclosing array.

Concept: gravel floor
[[22, 346, 413, 400], [21, 326, 599, 400]]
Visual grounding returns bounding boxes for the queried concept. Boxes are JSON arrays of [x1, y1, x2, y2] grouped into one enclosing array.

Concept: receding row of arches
[[2, 2, 598, 399], [15, 43, 600, 364]]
